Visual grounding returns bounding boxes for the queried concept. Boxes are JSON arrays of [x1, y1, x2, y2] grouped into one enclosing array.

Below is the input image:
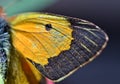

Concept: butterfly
[[0, 5, 108, 84]]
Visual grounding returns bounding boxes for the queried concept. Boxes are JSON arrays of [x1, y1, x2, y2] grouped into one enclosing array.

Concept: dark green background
[[0, 0, 57, 16]]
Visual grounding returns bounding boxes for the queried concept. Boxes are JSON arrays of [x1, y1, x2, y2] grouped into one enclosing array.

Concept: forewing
[[9, 12, 108, 82]]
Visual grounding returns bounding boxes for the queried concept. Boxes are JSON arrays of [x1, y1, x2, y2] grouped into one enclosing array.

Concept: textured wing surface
[[9, 12, 108, 82]]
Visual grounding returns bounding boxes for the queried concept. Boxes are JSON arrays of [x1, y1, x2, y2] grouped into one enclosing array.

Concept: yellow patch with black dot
[[0, 12, 108, 83]]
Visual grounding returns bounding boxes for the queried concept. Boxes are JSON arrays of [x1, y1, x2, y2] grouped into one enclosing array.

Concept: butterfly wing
[[6, 48, 43, 84], [8, 12, 108, 82]]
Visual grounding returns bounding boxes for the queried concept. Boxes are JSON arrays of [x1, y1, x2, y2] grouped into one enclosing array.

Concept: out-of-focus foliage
[[0, 0, 57, 16]]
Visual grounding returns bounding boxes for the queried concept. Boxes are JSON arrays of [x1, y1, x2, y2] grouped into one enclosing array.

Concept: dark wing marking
[[29, 15, 108, 82]]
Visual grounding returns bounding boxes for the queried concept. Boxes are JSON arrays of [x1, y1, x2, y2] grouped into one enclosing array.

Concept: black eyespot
[[45, 24, 52, 31]]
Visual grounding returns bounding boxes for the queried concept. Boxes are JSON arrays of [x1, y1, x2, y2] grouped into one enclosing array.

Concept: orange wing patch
[[10, 12, 73, 66]]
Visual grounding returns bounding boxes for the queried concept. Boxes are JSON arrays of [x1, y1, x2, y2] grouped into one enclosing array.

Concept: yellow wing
[[9, 12, 73, 66], [8, 12, 108, 82], [6, 48, 43, 84]]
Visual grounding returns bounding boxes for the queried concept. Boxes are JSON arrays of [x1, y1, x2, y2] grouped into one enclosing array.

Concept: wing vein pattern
[[10, 12, 108, 82]]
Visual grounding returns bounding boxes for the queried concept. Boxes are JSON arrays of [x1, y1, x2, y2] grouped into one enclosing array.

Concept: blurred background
[[0, 0, 120, 84]]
